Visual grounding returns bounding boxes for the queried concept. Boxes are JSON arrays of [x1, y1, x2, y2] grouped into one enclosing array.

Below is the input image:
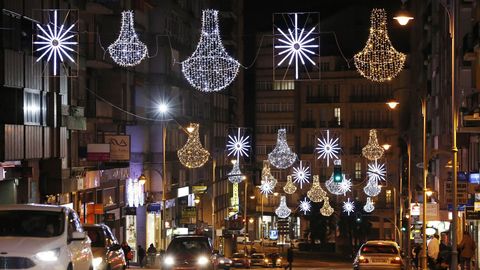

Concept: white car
[[353, 240, 404, 270], [0, 204, 94, 270]]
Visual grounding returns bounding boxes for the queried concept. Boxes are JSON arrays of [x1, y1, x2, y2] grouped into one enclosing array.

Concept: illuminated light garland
[[275, 196, 292, 218], [363, 178, 382, 197], [259, 160, 277, 195], [177, 123, 210, 168], [362, 129, 384, 161], [367, 159, 386, 183], [325, 173, 352, 195], [268, 129, 297, 169], [283, 175, 297, 194], [230, 182, 239, 215], [126, 178, 144, 207], [316, 130, 340, 167], [307, 175, 327, 203], [227, 160, 244, 184], [33, 10, 77, 76], [343, 198, 355, 216], [363, 197, 375, 213], [320, 197, 334, 217], [181, 9, 240, 92], [299, 197, 312, 215], [108, 11, 148, 67], [227, 128, 250, 158], [354, 9, 406, 82], [292, 161, 311, 189]]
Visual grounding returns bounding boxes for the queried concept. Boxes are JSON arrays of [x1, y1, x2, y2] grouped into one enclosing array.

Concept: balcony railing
[[306, 96, 339, 103], [349, 121, 393, 129], [318, 120, 343, 128], [349, 95, 391, 103], [301, 121, 316, 128]]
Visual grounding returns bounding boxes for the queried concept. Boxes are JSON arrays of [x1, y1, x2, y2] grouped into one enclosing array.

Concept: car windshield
[[251, 254, 264, 259], [233, 253, 245, 258], [0, 210, 64, 237], [84, 227, 106, 247], [361, 244, 398, 254], [167, 238, 211, 255]]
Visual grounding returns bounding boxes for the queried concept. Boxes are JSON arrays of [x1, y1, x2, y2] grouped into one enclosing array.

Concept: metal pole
[[421, 99, 428, 270], [406, 141, 412, 270], [394, 187, 397, 242], [162, 124, 167, 250], [244, 178, 247, 247], [212, 159, 216, 250], [261, 195, 264, 252]]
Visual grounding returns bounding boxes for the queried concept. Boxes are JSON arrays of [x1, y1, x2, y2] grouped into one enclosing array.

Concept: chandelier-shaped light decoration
[[316, 130, 340, 167], [33, 10, 78, 76], [283, 175, 297, 194], [343, 198, 355, 216], [259, 160, 277, 195], [362, 129, 385, 161], [292, 161, 311, 189], [227, 160, 244, 184], [307, 175, 327, 202], [227, 128, 250, 159], [275, 195, 292, 218], [354, 9, 406, 82], [299, 197, 312, 215], [268, 129, 297, 169], [367, 159, 386, 183], [126, 178, 145, 207], [363, 178, 382, 197], [326, 173, 352, 195], [108, 11, 148, 67], [182, 9, 240, 92], [363, 197, 375, 213], [320, 197, 334, 217], [177, 123, 210, 168]]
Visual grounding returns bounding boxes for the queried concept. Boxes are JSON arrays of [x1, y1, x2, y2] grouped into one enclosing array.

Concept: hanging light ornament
[[367, 159, 386, 183], [320, 197, 334, 217], [226, 128, 250, 159], [275, 196, 292, 218], [292, 161, 311, 189], [108, 11, 148, 67], [362, 129, 385, 161], [299, 198, 312, 215], [354, 8, 406, 82], [326, 173, 352, 195], [283, 175, 297, 194], [182, 9, 240, 92], [363, 197, 375, 213], [268, 129, 297, 169], [307, 175, 327, 202], [259, 160, 277, 195], [316, 130, 340, 167], [342, 198, 355, 216], [363, 178, 382, 197], [227, 160, 244, 184], [177, 123, 210, 168]]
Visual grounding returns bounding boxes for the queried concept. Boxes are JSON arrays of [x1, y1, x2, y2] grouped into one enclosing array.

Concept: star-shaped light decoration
[[292, 161, 311, 189], [259, 180, 274, 196], [299, 197, 312, 215], [34, 10, 78, 76], [227, 128, 250, 159], [316, 130, 340, 167], [367, 160, 386, 183], [343, 198, 355, 216], [275, 13, 319, 79]]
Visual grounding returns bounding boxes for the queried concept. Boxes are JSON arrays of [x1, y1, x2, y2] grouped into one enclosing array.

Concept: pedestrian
[[437, 233, 451, 270], [121, 241, 132, 268], [413, 244, 422, 269], [286, 247, 293, 270], [459, 231, 476, 270], [147, 243, 157, 267], [137, 245, 146, 268], [427, 234, 440, 269]]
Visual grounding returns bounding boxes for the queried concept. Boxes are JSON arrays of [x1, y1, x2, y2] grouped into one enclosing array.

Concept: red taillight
[[358, 256, 369, 263], [391, 257, 402, 264]]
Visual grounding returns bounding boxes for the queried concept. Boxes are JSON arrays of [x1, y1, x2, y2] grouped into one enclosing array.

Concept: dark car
[[250, 253, 268, 267], [162, 235, 213, 270], [231, 252, 250, 268], [83, 224, 126, 270], [267, 253, 285, 268]]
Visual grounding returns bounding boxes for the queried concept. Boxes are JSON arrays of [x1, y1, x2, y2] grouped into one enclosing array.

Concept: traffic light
[[333, 165, 342, 182]]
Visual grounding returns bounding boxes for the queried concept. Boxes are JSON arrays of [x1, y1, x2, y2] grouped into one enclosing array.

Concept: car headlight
[[219, 259, 225, 264], [164, 256, 175, 266], [92, 257, 103, 268], [197, 255, 210, 265], [35, 249, 60, 262]]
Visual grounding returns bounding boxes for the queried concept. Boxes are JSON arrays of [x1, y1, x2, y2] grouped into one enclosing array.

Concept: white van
[[0, 204, 94, 270]]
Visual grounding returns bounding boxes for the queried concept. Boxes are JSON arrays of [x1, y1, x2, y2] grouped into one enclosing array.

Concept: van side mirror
[[70, 231, 86, 241]]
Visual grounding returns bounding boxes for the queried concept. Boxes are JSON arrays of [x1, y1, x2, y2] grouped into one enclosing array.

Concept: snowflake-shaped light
[[367, 160, 386, 183], [259, 180, 274, 196], [227, 128, 250, 158], [275, 13, 318, 79], [34, 10, 77, 76], [363, 197, 375, 213], [316, 130, 340, 167], [299, 197, 312, 215], [292, 161, 311, 189], [343, 198, 355, 216], [325, 173, 352, 195]]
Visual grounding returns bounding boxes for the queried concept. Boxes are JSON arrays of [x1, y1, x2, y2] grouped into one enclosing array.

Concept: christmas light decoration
[[363, 178, 382, 197], [363, 197, 375, 213], [274, 13, 319, 79], [362, 129, 385, 161], [259, 180, 275, 196], [126, 178, 144, 207], [292, 161, 310, 189], [259, 161, 277, 196], [227, 128, 250, 158], [316, 130, 340, 167], [299, 197, 312, 215], [343, 198, 355, 216], [326, 173, 352, 195], [108, 11, 148, 67], [227, 160, 244, 184], [268, 129, 297, 169], [320, 197, 334, 217], [275, 196, 291, 218], [33, 10, 77, 76], [230, 182, 239, 215], [177, 123, 210, 168], [182, 9, 240, 92], [307, 175, 327, 202], [354, 9, 406, 82], [283, 175, 297, 194], [367, 160, 386, 183]]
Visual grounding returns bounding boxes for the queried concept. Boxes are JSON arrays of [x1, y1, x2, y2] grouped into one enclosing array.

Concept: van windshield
[[0, 210, 64, 237]]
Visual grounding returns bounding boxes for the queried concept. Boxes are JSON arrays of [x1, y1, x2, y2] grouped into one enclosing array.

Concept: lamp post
[[157, 103, 169, 251], [421, 99, 428, 270]]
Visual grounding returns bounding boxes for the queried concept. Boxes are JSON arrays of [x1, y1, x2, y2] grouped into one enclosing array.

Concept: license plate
[[372, 259, 387, 263]]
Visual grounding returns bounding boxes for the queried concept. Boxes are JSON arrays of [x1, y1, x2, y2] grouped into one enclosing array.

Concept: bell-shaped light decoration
[[283, 175, 297, 195], [363, 178, 382, 197], [363, 197, 375, 213], [177, 123, 210, 168], [354, 9, 406, 82], [275, 196, 292, 218], [268, 129, 297, 169], [108, 11, 148, 67], [259, 160, 277, 195], [227, 159, 244, 184], [320, 197, 334, 217], [326, 173, 352, 195], [182, 9, 240, 92], [362, 129, 385, 161], [307, 175, 327, 203]]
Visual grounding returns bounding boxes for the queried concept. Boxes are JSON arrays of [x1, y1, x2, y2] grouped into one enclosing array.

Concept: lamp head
[[386, 100, 400, 109], [138, 174, 147, 185], [158, 103, 169, 114], [382, 143, 392, 151], [393, 9, 414, 26], [186, 124, 195, 133]]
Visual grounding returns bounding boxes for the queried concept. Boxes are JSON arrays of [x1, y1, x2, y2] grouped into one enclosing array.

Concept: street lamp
[[158, 102, 169, 250], [393, 0, 414, 26]]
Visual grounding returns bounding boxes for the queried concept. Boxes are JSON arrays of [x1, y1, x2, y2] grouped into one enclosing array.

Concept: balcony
[[301, 146, 314, 155], [349, 121, 393, 129], [301, 121, 316, 128], [349, 147, 362, 155], [349, 95, 391, 103], [318, 120, 343, 128], [306, 96, 339, 103]]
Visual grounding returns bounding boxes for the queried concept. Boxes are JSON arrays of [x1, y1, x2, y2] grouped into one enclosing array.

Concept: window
[[355, 162, 362, 179], [354, 136, 361, 149], [386, 189, 392, 204], [24, 90, 41, 125], [334, 107, 341, 125], [273, 80, 294, 91]]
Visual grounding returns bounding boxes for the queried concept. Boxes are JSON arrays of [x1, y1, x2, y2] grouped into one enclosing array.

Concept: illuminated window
[[355, 162, 362, 179], [334, 107, 341, 125], [386, 189, 392, 204]]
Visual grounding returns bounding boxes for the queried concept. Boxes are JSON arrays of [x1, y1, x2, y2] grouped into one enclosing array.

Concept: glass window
[[0, 210, 64, 237], [167, 237, 211, 255], [334, 107, 341, 125], [386, 190, 392, 204], [85, 227, 106, 247], [355, 162, 362, 179], [361, 244, 398, 254], [24, 90, 41, 125]]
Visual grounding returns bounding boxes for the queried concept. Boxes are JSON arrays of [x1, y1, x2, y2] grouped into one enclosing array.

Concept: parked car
[[0, 204, 93, 270], [290, 239, 306, 249], [213, 254, 232, 269], [267, 253, 285, 268], [353, 240, 403, 270], [83, 224, 125, 270], [250, 253, 268, 267], [231, 252, 250, 268], [162, 235, 213, 270]]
